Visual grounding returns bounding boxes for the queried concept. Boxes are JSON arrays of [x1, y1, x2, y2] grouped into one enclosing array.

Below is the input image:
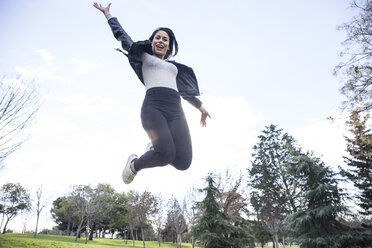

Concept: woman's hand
[[199, 106, 211, 127], [93, 2, 111, 15]]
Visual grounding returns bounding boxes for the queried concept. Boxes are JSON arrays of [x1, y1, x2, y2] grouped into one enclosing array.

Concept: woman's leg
[[168, 115, 192, 171], [133, 107, 176, 171]]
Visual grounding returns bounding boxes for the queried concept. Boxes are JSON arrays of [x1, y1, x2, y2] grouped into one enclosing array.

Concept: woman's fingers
[[93, 2, 111, 13], [200, 112, 209, 127]]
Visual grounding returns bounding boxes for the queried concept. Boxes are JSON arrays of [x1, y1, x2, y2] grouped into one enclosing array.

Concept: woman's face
[[151, 30, 170, 60]]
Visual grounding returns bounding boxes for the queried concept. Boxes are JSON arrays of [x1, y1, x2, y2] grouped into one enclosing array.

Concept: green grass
[[0, 233, 299, 248], [0, 233, 193, 248]]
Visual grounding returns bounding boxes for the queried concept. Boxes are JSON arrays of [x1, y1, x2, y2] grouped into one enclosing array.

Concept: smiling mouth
[[155, 44, 164, 50]]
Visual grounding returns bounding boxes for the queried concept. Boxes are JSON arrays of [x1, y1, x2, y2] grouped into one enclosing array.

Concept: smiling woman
[[93, 2, 211, 185]]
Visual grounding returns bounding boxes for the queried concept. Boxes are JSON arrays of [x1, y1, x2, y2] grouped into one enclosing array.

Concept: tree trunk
[[282, 235, 286, 248], [34, 211, 40, 238], [123, 229, 127, 243], [2, 217, 10, 234], [0, 213, 5, 233], [141, 227, 146, 248], [130, 225, 135, 247], [89, 222, 95, 240], [158, 228, 160, 247], [75, 216, 85, 242], [85, 217, 90, 244], [273, 233, 279, 248], [66, 221, 71, 236], [178, 233, 182, 248], [192, 235, 195, 248], [70, 223, 74, 236], [272, 236, 276, 248]]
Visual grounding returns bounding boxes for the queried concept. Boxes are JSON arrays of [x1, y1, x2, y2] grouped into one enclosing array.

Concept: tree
[[168, 197, 187, 248], [286, 154, 372, 248], [341, 111, 372, 218], [0, 77, 39, 166], [129, 190, 157, 248], [192, 173, 232, 248], [68, 185, 91, 242], [50, 196, 77, 236], [33, 185, 48, 238], [109, 192, 129, 241], [248, 124, 300, 248], [250, 219, 271, 248], [334, 0, 372, 113], [153, 194, 165, 247], [220, 173, 255, 248], [0, 183, 31, 234], [162, 208, 177, 243], [183, 188, 199, 248], [87, 183, 116, 241], [126, 194, 138, 247]]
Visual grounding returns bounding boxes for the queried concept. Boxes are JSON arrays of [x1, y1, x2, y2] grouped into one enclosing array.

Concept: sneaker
[[144, 142, 154, 153], [122, 154, 138, 184]]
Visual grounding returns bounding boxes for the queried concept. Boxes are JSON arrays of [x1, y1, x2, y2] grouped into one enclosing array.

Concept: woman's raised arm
[[93, 2, 111, 15], [93, 2, 133, 51]]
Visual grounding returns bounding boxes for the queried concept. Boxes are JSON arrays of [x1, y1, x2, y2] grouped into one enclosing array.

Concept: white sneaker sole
[[122, 154, 137, 184]]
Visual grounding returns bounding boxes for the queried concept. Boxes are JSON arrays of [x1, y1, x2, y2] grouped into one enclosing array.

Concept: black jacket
[[108, 17, 202, 108]]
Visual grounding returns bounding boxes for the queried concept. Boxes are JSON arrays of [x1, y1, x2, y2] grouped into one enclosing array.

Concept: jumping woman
[[94, 2, 211, 184]]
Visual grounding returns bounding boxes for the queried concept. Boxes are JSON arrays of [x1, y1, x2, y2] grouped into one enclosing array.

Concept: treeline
[[46, 121, 371, 248]]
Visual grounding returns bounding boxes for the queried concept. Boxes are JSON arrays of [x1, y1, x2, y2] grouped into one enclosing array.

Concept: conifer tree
[[341, 111, 372, 217], [248, 124, 301, 247], [193, 173, 255, 248], [286, 154, 372, 248], [192, 174, 232, 248]]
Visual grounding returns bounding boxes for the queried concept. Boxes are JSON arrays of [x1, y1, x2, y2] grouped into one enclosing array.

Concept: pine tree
[[341, 111, 372, 217], [192, 173, 232, 248], [250, 219, 271, 247], [286, 154, 372, 248], [248, 124, 301, 247]]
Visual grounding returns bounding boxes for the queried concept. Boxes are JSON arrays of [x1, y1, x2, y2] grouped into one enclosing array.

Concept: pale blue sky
[[0, 0, 356, 232], [1, 0, 352, 129]]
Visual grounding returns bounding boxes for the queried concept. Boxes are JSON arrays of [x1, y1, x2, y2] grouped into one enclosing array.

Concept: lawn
[[0, 233, 299, 248], [0, 233, 191, 248]]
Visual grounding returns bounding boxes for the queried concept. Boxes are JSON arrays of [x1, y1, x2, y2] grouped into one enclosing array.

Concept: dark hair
[[149, 27, 178, 59]]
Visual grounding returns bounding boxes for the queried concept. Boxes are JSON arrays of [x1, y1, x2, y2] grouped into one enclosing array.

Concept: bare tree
[[0, 77, 40, 167], [33, 185, 49, 238], [334, 0, 372, 114], [152, 194, 165, 247], [168, 197, 187, 248], [183, 188, 200, 248]]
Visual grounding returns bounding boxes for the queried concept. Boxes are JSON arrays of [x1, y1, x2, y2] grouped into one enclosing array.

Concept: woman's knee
[[172, 156, 192, 171]]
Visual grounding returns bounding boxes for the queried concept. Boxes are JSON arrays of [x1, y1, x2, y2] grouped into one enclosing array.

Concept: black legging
[[133, 87, 192, 172]]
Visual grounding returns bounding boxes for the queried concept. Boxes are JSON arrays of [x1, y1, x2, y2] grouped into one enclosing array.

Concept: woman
[[94, 3, 211, 184]]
